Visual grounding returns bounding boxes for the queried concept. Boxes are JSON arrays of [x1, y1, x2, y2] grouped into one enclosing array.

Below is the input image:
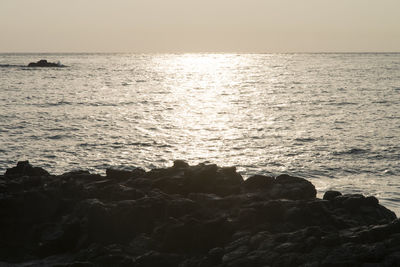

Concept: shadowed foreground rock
[[0, 161, 398, 266]]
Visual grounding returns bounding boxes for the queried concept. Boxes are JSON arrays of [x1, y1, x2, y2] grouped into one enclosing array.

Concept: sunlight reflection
[[153, 54, 253, 163]]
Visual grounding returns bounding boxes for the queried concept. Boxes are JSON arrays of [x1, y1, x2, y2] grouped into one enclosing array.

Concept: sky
[[0, 0, 399, 53]]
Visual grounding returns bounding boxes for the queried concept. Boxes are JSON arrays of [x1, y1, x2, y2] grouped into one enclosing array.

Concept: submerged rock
[[0, 161, 398, 266]]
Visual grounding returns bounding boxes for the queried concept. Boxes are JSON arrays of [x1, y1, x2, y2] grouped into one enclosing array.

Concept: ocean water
[[1, 53, 399, 215]]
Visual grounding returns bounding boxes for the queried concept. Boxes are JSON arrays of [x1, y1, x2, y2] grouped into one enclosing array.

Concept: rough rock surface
[[27, 59, 65, 67], [0, 161, 398, 266]]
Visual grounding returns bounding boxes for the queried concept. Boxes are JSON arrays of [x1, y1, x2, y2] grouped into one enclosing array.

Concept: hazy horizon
[[1, 0, 399, 53]]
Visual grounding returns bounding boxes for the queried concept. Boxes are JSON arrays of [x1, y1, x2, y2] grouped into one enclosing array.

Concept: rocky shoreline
[[0, 161, 399, 266]]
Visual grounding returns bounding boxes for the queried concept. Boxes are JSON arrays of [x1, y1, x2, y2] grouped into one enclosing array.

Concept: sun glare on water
[[151, 54, 255, 165]]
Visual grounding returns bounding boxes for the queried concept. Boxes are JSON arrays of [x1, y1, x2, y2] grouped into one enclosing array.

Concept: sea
[[1, 53, 399, 215]]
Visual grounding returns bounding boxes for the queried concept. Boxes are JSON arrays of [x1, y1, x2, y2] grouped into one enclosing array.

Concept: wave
[[372, 100, 390, 104], [335, 102, 358, 106], [31, 101, 141, 107], [48, 134, 70, 140], [47, 101, 73, 106], [332, 148, 370, 156], [294, 137, 316, 143]]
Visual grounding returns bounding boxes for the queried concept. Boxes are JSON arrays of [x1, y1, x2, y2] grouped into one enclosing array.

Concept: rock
[[152, 176, 186, 195], [151, 163, 243, 196], [384, 251, 400, 266], [60, 170, 103, 182], [75, 198, 112, 243], [272, 174, 317, 200], [207, 247, 224, 264], [0, 161, 399, 266], [256, 200, 286, 223], [158, 216, 232, 253], [243, 175, 274, 192], [106, 167, 145, 181], [106, 197, 168, 243], [27, 59, 65, 67], [5, 161, 49, 177], [187, 192, 222, 205], [365, 196, 379, 206], [222, 245, 249, 263], [166, 198, 201, 218], [342, 194, 366, 210], [88, 183, 145, 201], [274, 242, 298, 253], [172, 160, 189, 169], [274, 252, 304, 267], [85, 244, 135, 266], [19, 190, 61, 223], [321, 233, 342, 247], [129, 234, 154, 255], [126, 177, 152, 189], [133, 251, 181, 267], [54, 261, 94, 267], [323, 190, 342, 201], [37, 219, 81, 257]]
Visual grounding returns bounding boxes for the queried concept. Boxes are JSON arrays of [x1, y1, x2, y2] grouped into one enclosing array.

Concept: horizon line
[[1, 51, 400, 55]]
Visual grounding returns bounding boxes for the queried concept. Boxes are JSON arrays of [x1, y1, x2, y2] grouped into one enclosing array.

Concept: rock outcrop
[[0, 161, 398, 266], [27, 59, 65, 67]]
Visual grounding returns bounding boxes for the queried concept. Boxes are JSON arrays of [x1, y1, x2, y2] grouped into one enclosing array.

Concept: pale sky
[[1, 0, 399, 53]]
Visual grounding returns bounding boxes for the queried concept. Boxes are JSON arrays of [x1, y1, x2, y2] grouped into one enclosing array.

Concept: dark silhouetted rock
[[5, 160, 49, 177], [243, 175, 274, 192], [158, 216, 232, 253], [133, 251, 182, 267], [323, 190, 342, 201], [106, 167, 145, 181], [27, 59, 65, 67], [272, 174, 317, 200], [0, 161, 398, 266], [172, 160, 189, 169]]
